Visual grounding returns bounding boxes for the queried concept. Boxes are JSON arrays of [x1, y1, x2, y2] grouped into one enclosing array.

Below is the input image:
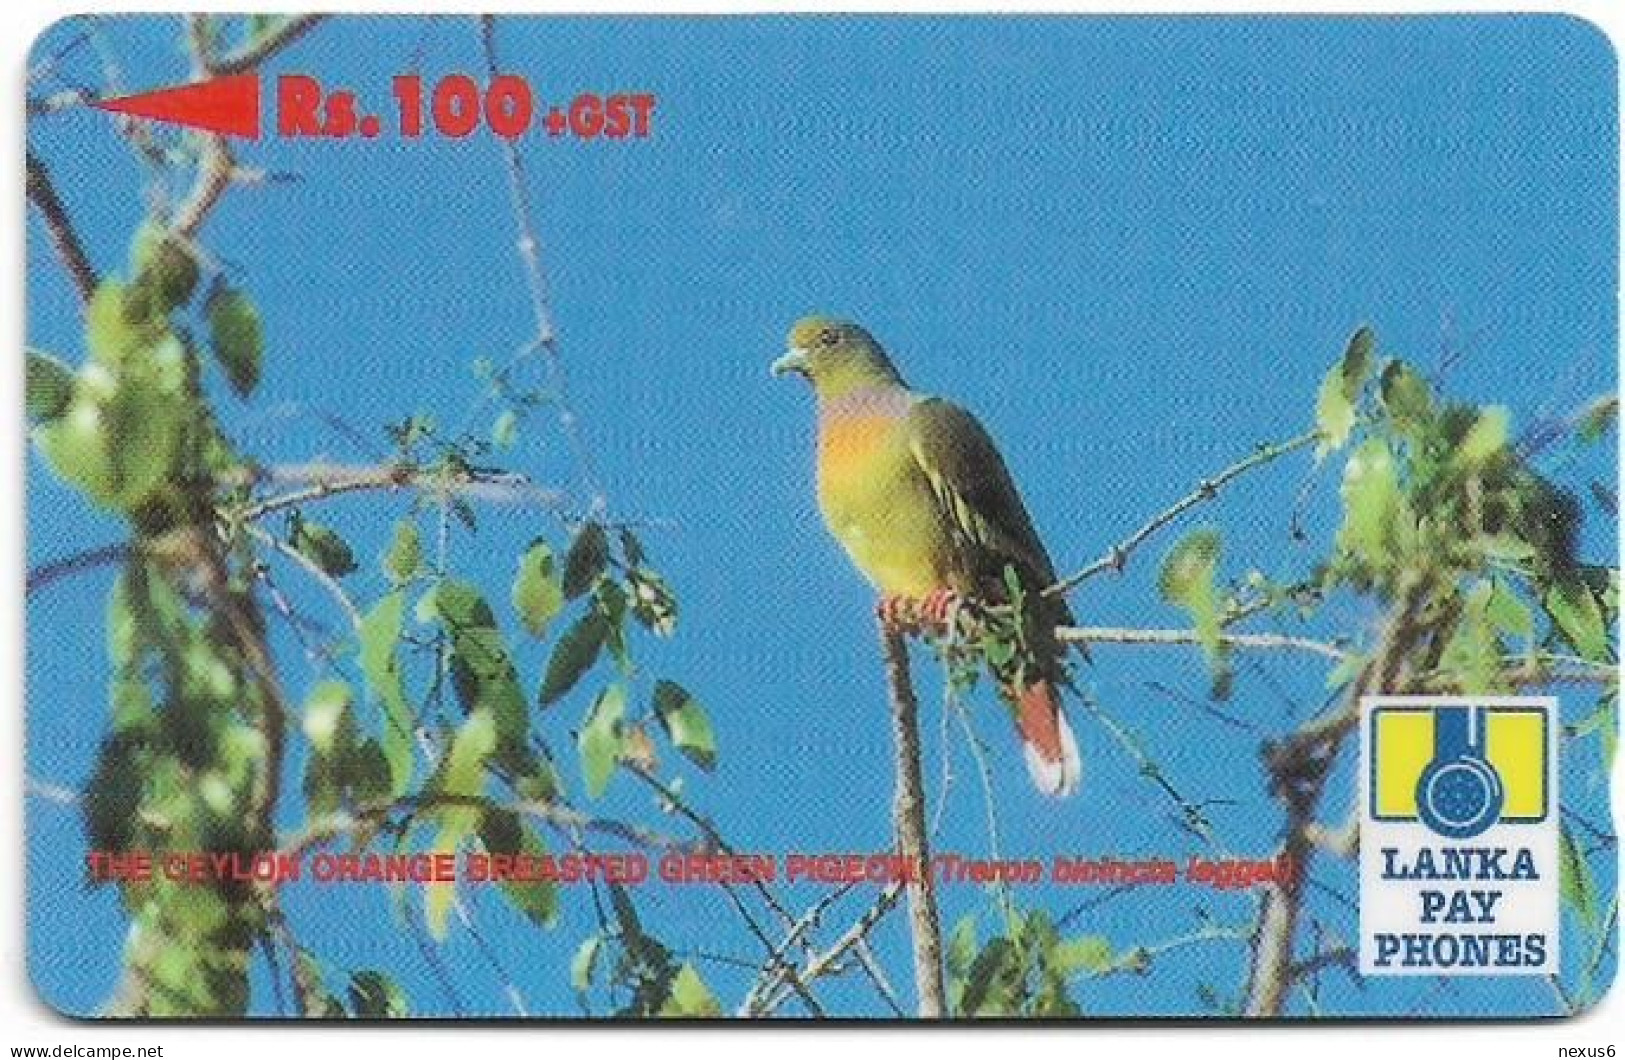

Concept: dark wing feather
[[904, 397, 1072, 624]]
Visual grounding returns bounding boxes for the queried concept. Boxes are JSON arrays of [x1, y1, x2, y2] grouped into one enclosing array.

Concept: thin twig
[[852, 939, 905, 1016], [739, 884, 854, 1016], [453, 894, 530, 1016], [758, 883, 906, 1016], [248, 524, 366, 632], [1047, 430, 1321, 597], [953, 699, 1015, 927], [478, 16, 606, 515]]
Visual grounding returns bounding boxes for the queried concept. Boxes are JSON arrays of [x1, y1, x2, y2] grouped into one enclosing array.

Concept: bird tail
[[1009, 679, 1081, 798]]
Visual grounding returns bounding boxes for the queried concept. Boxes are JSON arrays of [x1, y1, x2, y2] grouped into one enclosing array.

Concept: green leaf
[[25, 350, 74, 423], [1052, 935, 1114, 979], [301, 680, 352, 754], [1158, 529, 1225, 683], [206, 286, 264, 397], [359, 592, 415, 796], [578, 684, 625, 798], [1379, 359, 1433, 434], [419, 578, 492, 628], [480, 809, 558, 928], [35, 361, 183, 511], [421, 580, 531, 769], [606, 881, 645, 948], [1315, 326, 1375, 457], [958, 937, 1019, 1017], [947, 914, 979, 980], [571, 935, 603, 996], [512, 540, 564, 638], [435, 708, 496, 798], [652, 680, 717, 771], [345, 739, 393, 807], [1570, 693, 1617, 745], [1158, 528, 1221, 606], [539, 612, 607, 706], [85, 281, 165, 368], [1577, 395, 1618, 444], [1324, 650, 1365, 691], [347, 970, 408, 1019], [1337, 438, 1411, 570], [129, 223, 199, 312], [1559, 823, 1598, 933], [562, 522, 609, 599], [595, 577, 631, 671], [425, 708, 496, 940], [1484, 579, 1534, 640], [1545, 575, 1610, 662], [659, 964, 722, 1018], [491, 409, 518, 448], [383, 520, 422, 584], [1441, 586, 1501, 695], [618, 527, 646, 566], [1455, 407, 1510, 467], [290, 515, 358, 576]]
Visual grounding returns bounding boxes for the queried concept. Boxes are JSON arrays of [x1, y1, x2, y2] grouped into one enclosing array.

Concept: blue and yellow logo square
[[1370, 704, 1549, 837]]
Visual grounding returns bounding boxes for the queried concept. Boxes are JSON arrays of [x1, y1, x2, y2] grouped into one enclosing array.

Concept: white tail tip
[[1022, 709, 1082, 798]]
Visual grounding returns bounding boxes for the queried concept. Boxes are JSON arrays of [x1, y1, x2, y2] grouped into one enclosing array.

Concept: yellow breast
[[816, 411, 952, 597]]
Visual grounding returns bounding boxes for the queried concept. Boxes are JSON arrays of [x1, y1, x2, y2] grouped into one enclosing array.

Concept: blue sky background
[[25, 14, 1618, 1019]]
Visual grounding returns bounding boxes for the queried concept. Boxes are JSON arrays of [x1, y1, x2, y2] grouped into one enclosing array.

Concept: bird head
[[772, 316, 905, 400]]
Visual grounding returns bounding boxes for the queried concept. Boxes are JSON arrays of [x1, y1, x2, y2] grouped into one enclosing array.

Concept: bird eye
[[819, 327, 842, 347]]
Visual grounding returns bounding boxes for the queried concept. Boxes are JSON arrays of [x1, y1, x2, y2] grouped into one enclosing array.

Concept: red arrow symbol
[[94, 74, 260, 140]]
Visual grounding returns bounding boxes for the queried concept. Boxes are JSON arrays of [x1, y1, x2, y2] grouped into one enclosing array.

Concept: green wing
[[904, 397, 1071, 620]]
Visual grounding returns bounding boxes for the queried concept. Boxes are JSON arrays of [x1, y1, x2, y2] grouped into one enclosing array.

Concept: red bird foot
[[876, 589, 962, 635], [876, 594, 916, 632], [919, 588, 962, 632]]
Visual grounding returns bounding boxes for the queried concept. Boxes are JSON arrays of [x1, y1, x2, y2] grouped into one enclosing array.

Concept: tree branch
[[1057, 624, 1347, 662], [278, 792, 692, 862], [1240, 578, 1429, 1016], [239, 461, 565, 520], [26, 148, 98, 302], [173, 15, 324, 240], [172, 133, 234, 240], [1047, 430, 1320, 597], [739, 884, 854, 1016], [879, 621, 947, 1018], [756, 883, 905, 1016], [26, 542, 132, 596], [206, 14, 327, 77]]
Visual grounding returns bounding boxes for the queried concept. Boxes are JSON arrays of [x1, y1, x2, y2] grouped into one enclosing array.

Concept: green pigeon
[[773, 316, 1081, 797]]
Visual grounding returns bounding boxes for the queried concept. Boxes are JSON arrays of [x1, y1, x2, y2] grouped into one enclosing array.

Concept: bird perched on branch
[[773, 316, 1080, 797]]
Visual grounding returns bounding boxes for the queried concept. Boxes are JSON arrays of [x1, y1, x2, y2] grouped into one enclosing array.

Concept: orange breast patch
[[817, 412, 903, 487]]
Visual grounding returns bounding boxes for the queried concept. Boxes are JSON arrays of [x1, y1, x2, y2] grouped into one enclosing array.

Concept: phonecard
[[24, 13, 1619, 1020]]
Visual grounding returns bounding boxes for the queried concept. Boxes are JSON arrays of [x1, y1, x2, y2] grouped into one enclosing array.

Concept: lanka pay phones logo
[[1370, 702, 1549, 839], [1360, 695, 1559, 975]]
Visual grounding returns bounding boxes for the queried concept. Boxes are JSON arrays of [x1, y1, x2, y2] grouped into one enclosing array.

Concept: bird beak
[[771, 347, 810, 378]]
